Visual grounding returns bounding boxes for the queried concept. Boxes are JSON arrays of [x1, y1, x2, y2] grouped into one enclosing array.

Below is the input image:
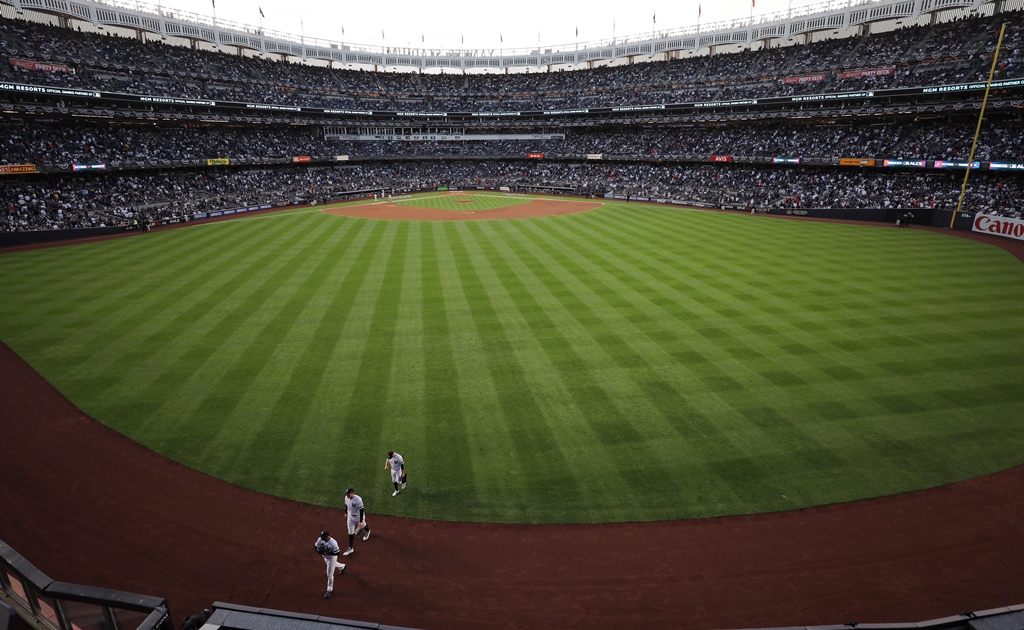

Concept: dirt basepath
[[322, 197, 603, 221], [2, 212, 1024, 630]]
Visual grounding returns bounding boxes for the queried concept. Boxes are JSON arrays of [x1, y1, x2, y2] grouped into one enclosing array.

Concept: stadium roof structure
[[0, 0, 1002, 71]]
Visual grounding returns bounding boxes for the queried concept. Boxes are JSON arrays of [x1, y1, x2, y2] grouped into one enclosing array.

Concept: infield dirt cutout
[[322, 191, 603, 220]]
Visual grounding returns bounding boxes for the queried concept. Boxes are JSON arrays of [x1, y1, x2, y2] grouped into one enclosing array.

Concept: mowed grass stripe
[[97, 213, 332, 436], [238, 219, 391, 504], [413, 222, 519, 521], [198, 217, 379, 492], [62, 215, 311, 379], [445, 221, 581, 522], [41, 215, 311, 414], [478, 220, 735, 515], [139, 215, 353, 465], [27, 223, 271, 365], [333, 221, 410, 495], [0, 219, 262, 357], [460, 221, 646, 519], [505, 217, 844, 512], [395, 222, 483, 519]]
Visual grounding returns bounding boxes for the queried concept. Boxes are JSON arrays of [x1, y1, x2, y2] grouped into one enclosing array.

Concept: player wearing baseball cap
[[342, 488, 370, 556], [313, 530, 345, 598], [385, 451, 406, 496]]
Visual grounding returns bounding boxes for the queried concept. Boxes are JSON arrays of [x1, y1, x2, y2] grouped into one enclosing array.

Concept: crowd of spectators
[[3, 119, 1023, 164], [1, 11, 1021, 112], [4, 162, 1021, 232]]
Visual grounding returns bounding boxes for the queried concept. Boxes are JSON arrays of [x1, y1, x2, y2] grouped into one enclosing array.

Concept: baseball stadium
[[1, 0, 1024, 629]]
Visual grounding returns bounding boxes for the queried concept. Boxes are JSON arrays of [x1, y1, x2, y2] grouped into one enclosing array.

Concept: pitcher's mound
[[324, 197, 603, 220]]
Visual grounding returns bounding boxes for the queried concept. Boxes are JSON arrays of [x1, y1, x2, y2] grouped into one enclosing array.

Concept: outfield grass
[[394, 193, 532, 212], [1, 200, 1022, 523]]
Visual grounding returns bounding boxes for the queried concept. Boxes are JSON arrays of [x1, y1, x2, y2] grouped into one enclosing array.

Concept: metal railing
[[0, 540, 174, 630]]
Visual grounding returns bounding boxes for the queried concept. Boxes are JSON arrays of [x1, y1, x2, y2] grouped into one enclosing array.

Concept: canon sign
[[710, 155, 733, 163], [973, 214, 1024, 241]]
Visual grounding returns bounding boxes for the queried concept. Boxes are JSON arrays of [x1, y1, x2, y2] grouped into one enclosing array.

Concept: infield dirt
[[322, 195, 603, 220]]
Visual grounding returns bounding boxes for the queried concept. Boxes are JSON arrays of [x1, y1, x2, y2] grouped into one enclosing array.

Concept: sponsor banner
[[710, 155, 733, 163], [526, 152, 545, 159], [72, 163, 106, 171], [883, 159, 926, 168], [221, 209, 236, 215], [840, 158, 876, 167], [140, 96, 215, 106], [335, 155, 350, 161], [973, 214, 1024, 241], [437, 187, 449, 191], [0, 164, 37, 175], [292, 156, 311, 163], [840, 67, 895, 79], [989, 161, 1024, 171], [782, 73, 827, 84], [933, 160, 980, 169], [499, 186, 511, 192], [192, 212, 208, 220], [587, 154, 603, 160], [773, 157, 800, 164], [209, 211, 224, 217], [206, 158, 230, 166], [9, 58, 73, 73]]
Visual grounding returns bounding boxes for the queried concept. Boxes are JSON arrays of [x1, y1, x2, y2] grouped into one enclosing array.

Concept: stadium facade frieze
[[0, 0, 995, 71]]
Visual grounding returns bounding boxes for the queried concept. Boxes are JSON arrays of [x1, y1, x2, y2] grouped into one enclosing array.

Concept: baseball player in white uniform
[[385, 451, 406, 496], [313, 530, 345, 598], [342, 488, 370, 556]]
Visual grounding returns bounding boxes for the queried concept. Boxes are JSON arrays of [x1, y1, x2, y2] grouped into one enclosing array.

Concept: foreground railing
[[0, 540, 173, 630]]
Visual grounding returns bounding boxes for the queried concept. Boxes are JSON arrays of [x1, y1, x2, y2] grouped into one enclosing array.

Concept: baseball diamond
[[3, 2, 1024, 629]]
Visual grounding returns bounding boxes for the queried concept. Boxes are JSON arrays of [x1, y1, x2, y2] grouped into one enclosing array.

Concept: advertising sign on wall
[[292, 156, 312, 163], [710, 155, 733, 163], [206, 158, 230, 166], [933, 160, 980, 169], [0, 164, 37, 175], [973, 214, 1024, 241], [782, 73, 827, 84], [840, 67, 894, 79], [840, 158, 876, 167], [8, 58, 73, 73]]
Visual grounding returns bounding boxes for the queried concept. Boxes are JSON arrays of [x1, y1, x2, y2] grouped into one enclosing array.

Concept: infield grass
[[394, 193, 533, 212], [1, 198, 1023, 523]]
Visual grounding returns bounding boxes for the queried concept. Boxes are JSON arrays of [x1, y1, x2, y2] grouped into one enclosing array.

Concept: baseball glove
[[314, 542, 326, 555]]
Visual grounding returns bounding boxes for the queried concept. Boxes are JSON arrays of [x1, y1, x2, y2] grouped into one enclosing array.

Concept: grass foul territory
[[1, 199, 1023, 524]]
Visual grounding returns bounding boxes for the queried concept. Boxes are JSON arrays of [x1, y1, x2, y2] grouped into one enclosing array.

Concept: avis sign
[[973, 214, 1024, 241]]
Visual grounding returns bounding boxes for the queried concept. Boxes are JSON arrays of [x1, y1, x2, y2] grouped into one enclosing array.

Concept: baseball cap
[[346, 487, 354, 494], [320, 530, 330, 538], [388, 451, 394, 458]]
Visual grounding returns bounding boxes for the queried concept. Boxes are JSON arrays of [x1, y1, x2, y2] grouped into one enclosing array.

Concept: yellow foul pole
[[950, 22, 1008, 228]]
